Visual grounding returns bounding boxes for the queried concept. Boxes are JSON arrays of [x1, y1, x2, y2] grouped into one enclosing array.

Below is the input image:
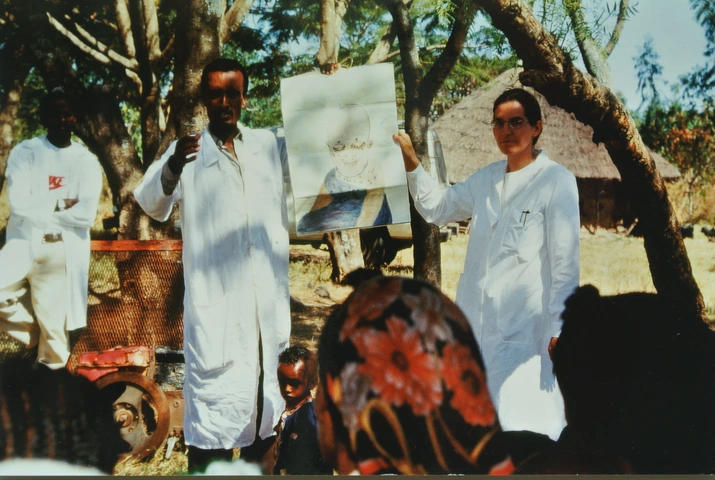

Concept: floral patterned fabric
[[318, 275, 516, 475]]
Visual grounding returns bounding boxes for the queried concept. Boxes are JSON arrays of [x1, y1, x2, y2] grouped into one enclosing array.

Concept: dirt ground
[[286, 245, 355, 354]]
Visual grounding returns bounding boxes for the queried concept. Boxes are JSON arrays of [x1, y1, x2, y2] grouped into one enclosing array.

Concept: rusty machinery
[[70, 240, 186, 460]]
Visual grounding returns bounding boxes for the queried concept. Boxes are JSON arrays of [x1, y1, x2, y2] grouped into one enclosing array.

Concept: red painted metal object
[[76, 345, 152, 382]]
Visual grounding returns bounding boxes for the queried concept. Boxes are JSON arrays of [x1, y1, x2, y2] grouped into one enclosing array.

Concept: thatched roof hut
[[432, 69, 680, 229]]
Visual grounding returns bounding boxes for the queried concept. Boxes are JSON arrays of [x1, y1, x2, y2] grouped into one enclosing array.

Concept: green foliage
[[635, 4, 715, 223], [634, 37, 663, 109], [119, 103, 143, 158], [683, 0, 715, 102]]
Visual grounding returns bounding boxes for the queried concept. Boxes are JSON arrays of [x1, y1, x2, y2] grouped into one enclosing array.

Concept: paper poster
[[280, 63, 410, 236]]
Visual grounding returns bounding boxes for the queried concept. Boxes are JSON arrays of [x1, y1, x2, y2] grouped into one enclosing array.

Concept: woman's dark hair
[[200, 57, 249, 97], [493, 88, 542, 145]]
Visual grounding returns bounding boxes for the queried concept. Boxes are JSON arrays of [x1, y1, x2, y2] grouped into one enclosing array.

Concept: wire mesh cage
[[0, 240, 185, 371], [68, 240, 185, 371]]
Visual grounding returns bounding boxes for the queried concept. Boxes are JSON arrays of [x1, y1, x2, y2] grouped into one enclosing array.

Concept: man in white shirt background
[[0, 90, 103, 369]]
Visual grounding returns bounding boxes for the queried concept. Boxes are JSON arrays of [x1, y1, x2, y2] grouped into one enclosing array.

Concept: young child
[[273, 346, 333, 475]]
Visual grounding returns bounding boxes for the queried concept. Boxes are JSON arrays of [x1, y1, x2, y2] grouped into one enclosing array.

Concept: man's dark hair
[[39, 90, 74, 127], [200, 58, 249, 97], [493, 88, 542, 145]]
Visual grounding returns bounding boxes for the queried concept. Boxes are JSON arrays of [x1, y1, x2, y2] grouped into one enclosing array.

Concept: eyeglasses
[[491, 117, 528, 130]]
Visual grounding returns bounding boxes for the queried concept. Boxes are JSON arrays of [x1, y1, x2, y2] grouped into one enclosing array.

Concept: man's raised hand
[[168, 133, 201, 175]]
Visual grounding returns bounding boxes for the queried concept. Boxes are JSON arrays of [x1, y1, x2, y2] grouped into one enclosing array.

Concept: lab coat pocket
[[502, 208, 544, 262], [187, 296, 232, 372], [497, 281, 542, 345]]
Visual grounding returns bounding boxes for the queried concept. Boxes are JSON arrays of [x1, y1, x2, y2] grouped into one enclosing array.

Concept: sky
[[608, 0, 708, 111]]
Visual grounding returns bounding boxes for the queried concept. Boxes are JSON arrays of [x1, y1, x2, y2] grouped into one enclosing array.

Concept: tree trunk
[[317, 0, 350, 66], [317, 0, 365, 282], [386, 0, 479, 287], [386, 0, 440, 285], [74, 89, 163, 240], [159, 0, 223, 156], [479, 0, 706, 322], [326, 230, 364, 282], [128, 0, 163, 164]]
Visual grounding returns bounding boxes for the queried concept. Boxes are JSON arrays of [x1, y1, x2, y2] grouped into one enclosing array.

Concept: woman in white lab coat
[[393, 88, 580, 440]]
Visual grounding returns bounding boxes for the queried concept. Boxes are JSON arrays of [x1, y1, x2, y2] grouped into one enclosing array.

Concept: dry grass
[[390, 228, 715, 318]]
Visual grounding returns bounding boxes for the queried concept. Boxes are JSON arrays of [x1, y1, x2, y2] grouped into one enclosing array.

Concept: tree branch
[[115, 0, 136, 59], [141, 0, 162, 62], [420, 0, 480, 106], [69, 15, 139, 70], [220, 0, 253, 45], [47, 12, 112, 66], [317, 0, 350, 65], [366, 21, 396, 65], [604, 0, 629, 56], [562, 0, 612, 85]]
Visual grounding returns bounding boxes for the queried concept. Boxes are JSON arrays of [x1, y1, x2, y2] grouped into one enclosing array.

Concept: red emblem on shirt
[[48, 176, 66, 190]]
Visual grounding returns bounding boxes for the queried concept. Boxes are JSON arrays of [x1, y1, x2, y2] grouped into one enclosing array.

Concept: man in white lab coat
[[0, 90, 102, 369], [134, 58, 290, 472], [394, 88, 580, 441]]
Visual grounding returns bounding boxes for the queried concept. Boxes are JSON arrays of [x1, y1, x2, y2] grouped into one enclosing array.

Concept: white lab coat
[[134, 124, 291, 449], [1, 136, 102, 331], [407, 151, 580, 440]]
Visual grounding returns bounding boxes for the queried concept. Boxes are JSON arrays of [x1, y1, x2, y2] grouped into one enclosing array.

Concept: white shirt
[[2, 135, 102, 330]]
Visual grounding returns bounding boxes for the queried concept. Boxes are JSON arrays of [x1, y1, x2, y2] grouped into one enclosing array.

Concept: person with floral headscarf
[[314, 273, 551, 475]]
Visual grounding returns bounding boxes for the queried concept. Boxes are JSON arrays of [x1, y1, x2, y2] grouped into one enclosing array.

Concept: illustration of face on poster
[[325, 104, 375, 189], [281, 64, 410, 236]]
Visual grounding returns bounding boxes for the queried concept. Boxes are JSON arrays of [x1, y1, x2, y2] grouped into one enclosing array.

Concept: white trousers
[[0, 242, 70, 369]]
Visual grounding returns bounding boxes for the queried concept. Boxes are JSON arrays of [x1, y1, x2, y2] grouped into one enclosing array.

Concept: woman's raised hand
[[392, 131, 421, 172]]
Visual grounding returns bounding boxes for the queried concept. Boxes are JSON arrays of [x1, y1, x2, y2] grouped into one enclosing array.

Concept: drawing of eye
[[331, 141, 346, 152]]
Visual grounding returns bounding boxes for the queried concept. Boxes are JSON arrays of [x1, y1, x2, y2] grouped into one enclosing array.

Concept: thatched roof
[[432, 69, 680, 184]]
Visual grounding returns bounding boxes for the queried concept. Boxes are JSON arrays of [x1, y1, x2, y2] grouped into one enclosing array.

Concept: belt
[[42, 233, 63, 243]]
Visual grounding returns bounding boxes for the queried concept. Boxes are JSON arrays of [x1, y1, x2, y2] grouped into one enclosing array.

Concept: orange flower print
[[403, 289, 454, 348], [340, 278, 402, 341], [353, 317, 442, 415], [442, 343, 496, 427]]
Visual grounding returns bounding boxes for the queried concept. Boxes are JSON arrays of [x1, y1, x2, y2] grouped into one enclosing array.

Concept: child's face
[[278, 360, 310, 410]]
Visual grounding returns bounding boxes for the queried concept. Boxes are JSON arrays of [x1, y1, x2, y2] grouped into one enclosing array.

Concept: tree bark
[[316, 0, 350, 66], [159, 0, 223, 156], [128, 0, 163, 164], [479, 0, 706, 322], [327, 231, 364, 282]]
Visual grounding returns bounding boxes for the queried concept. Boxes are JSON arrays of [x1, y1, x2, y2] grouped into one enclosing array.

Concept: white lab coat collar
[[201, 123, 259, 168]]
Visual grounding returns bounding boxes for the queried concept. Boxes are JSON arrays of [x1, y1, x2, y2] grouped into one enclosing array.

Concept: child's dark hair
[[493, 88, 542, 145], [279, 346, 318, 390]]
